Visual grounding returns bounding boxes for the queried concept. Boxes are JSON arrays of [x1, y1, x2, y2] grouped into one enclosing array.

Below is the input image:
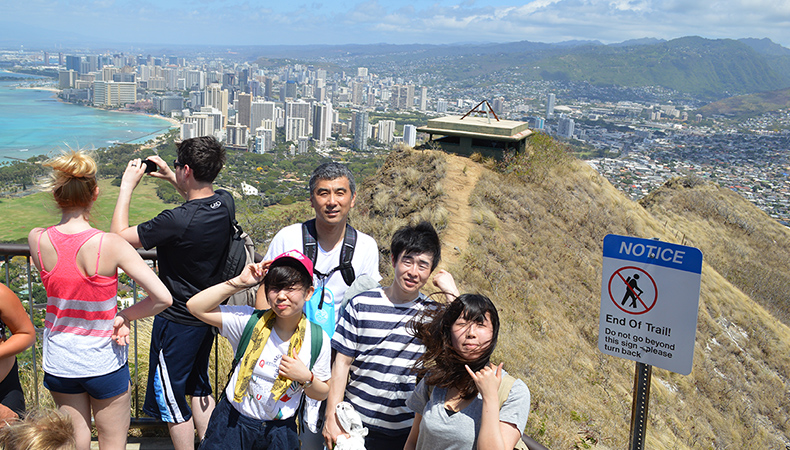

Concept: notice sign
[[599, 235, 703, 375]]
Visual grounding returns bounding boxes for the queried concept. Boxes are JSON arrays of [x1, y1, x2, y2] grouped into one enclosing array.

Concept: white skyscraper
[[546, 93, 555, 118], [285, 101, 311, 139], [419, 86, 428, 111], [286, 117, 306, 142], [403, 124, 417, 147], [250, 101, 275, 131], [312, 101, 333, 145], [378, 120, 396, 145]]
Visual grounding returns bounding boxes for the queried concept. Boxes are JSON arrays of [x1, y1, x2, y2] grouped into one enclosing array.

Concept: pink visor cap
[[270, 250, 314, 279]]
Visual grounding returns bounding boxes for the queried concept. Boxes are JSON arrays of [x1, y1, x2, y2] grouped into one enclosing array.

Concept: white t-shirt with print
[[219, 305, 331, 422]]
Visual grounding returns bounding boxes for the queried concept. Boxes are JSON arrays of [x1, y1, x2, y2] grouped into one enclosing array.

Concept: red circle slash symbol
[[608, 266, 657, 315]]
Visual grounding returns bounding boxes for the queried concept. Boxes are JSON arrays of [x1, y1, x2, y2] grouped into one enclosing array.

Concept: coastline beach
[[0, 79, 178, 162]]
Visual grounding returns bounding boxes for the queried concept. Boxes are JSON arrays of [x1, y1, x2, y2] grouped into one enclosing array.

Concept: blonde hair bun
[[44, 150, 98, 211]]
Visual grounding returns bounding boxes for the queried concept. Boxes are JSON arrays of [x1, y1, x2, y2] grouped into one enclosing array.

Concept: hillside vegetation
[[349, 142, 790, 448], [697, 86, 790, 117]]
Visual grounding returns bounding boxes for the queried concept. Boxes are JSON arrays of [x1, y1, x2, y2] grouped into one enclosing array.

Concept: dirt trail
[[437, 153, 484, 270]]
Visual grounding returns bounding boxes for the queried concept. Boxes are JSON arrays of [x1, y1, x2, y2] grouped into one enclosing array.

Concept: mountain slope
[[352, 143, 790, 448]]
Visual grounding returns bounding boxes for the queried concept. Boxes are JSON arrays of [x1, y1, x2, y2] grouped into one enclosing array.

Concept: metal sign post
[[628, 362, 652, 450]]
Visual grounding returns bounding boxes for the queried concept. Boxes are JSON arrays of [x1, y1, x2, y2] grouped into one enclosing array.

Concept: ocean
[[0, 71, 175, 163]]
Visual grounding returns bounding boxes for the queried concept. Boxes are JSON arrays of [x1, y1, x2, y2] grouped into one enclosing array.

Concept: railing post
[[25, 256, 39, 408], [133, 279, 139, 419]]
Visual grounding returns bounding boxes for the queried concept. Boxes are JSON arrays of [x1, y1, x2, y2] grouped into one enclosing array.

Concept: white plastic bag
[[334, 402, 367, 450]]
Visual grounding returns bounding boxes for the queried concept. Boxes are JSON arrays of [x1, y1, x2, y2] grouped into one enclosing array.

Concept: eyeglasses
[[173, 160, 186, 169]]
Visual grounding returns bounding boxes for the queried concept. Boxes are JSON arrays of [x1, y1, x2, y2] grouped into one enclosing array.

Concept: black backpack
[[301, 219, 357, 307], [215, 190, 257, 306]]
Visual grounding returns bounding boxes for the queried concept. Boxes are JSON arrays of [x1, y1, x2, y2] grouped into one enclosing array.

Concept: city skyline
[[1, 0, 789, 49]]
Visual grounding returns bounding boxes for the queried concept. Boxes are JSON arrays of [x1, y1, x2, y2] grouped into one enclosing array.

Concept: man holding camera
[[111, 136, 229, 450]]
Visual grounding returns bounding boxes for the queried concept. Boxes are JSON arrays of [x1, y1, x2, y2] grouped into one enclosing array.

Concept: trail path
[[436, 153, 484, 270]]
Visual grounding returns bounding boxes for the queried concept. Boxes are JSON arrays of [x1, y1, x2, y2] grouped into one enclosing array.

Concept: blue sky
[[3, 0, 790, 48]]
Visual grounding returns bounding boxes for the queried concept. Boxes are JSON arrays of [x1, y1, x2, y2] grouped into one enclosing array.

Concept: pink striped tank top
[[38, 227, 126, 378]]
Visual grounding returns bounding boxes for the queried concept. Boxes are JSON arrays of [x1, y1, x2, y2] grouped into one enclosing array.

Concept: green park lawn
[[0, 178, 172, 243]]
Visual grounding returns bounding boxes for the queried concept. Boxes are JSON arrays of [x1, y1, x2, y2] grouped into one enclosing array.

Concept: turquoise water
[[0, 72, 175, 163]]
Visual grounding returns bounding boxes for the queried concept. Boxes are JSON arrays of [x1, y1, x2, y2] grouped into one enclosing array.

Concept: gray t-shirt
[[406, 375, 530, 450]]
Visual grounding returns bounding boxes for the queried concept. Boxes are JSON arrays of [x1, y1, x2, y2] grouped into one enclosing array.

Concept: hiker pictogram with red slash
[[608, 266, 657, 315]]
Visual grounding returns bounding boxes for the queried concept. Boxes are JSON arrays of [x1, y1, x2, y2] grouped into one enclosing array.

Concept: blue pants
[[199, 396, 299, 450]]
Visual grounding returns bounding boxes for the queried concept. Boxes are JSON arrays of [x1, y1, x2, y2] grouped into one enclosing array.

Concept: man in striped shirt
[[324, 221, 458, 450]]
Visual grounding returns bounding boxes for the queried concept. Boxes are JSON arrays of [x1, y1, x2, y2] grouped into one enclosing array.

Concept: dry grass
[[640, 176, 790, 325], [352, 136, 790, 448], [353, 146, 449, 283]]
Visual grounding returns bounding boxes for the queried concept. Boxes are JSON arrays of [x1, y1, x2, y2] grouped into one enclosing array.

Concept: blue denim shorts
[[44, 362, 130, 400]]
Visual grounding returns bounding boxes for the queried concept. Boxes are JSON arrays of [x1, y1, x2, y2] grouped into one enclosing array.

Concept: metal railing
[[1, 243, 173, 429]]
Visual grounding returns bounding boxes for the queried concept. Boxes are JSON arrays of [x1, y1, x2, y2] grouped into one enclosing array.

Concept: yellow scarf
[[233, 310, 307, 403]]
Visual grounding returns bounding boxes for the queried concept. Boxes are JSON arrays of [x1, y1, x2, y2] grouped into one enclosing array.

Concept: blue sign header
[[603, 234, 703, 274]]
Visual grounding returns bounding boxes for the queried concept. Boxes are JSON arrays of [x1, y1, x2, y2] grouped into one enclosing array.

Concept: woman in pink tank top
[[28, 150, 172, 450]]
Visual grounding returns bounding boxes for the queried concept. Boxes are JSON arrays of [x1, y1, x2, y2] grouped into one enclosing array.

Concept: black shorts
[[0, 359, 25, 417], [143, 316, 214, 423]]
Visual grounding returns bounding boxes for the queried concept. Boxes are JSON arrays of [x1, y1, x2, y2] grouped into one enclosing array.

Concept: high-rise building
[[286, 117, 306, 142], [254, 128, 274, 153], [58, 70, 76, 89], [181, 121, 197, 140], [205, 83, 229, 127], [390, 84, 414, 110], [237, 93, 252, 129], [189, 90, 205, 109], [436, 99, 448, 113], [377, 120, 396, 145], [250, 101, 275, 132], [357, 67, 368, 78], [154, 95, 184, 115], [199, 107, 223, 134], [284, 80, 297, 99], [297, 137, 310, 154], [557, 115, 574, 138], [492, 97, 505, 115], [403, 124, 417, 147], [285, 100, 311, 139], [93, 81, 136, 107], [353, 110, 369, 151], [351, 82, 364, 106], [101, 66, 118, 82], [546, 93, 555, 118], [184, 114, 214, 138], [226, 123, 249, 148], [312, 101, 333, 145], [66, 55, 81, 73], [264, 77, 273, 100], [186, 70, 206, 90], [419, 86, 428, 111]]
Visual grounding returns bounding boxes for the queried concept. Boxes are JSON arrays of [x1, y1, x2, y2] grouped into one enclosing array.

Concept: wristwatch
[[303, 372, 314, 389]]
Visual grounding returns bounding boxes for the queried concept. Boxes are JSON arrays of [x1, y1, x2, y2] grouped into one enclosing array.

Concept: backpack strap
[[233, 309, 266, 367], [497, 373, 517, 408], [302, 219, 318, 265], [301, 219, 357, 286], [219, 308, 265, 402], [338, 224, 357, 286], [308, 321, 322, 370]]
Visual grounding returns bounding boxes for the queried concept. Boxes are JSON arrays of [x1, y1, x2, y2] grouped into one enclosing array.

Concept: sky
[[2, 0, 790, 49]]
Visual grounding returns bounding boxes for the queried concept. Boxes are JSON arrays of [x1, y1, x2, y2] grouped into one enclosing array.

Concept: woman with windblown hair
[[28, 150, 172, 450], [405, 294, 531, 450]]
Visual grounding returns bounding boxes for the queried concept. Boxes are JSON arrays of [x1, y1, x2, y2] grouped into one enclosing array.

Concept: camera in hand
[[142, 159, 157, 173]]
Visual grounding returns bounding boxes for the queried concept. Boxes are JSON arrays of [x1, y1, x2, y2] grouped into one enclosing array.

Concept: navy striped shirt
[[332, 288, 436, 435]]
